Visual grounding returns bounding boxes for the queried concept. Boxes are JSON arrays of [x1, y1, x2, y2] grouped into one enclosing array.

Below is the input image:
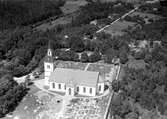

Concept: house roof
[[49, 68, 100, 87]]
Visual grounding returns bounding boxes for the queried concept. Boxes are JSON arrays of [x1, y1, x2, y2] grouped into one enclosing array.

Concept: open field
[[126, 58, 147, 69], [130, 11, 163, 20], [35, 15, 72, 31], [129, 11, 163, 24], [61, 0, 88, 14], [87, 63, 114, 74], [35, 0, 88, 31], [56, 61, 87, 70], [104, 20, 138, 36]]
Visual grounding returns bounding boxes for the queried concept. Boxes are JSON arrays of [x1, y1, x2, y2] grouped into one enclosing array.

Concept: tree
[[0, 74, 17, 97], [112, 80, 120, 92], [134, 51, 145, 60], [139, 93, 155, 110], [0, 0, 64, 30], [0, 74, 28, 117], [104, 48, 119, 64], [104, 54, 114, 64], [80, 52, 89, 62], [13, 65, 27, 77], [144, 53, 152, 63], [161, 36, 167, 48], [70, 36, 85, 52], [72, 1, 133, 26], [110, 96, 123, 118], [25, 75, 32, 86], [58, 50, 79, 61], [88, 51, 101, 62], [125, 112, 138, 119], [119, 51, 128, 64]]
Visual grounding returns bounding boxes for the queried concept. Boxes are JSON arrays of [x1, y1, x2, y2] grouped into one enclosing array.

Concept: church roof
[[49, 68, 100, 87], [66, 78, 77, 87]]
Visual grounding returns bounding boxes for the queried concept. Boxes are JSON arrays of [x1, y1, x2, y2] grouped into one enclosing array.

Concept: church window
[[83, 87, 86, 93], [47, 65, 50, 69], [52, 83, 55, 88], [90, 88, 92, 94], [59, 84, 61, 89], [99, 85, 101, 91], [77, 87, 79, 92]]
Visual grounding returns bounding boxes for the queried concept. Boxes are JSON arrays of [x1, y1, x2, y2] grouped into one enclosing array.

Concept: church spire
[[48, 39, 51, 49], [44, 40, 53, 63], [47, 40, 52, 57]]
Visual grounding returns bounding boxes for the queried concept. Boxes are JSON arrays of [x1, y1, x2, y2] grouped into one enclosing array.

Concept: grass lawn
[[104, 20, 137, 36], [87, 63, 115, 75], [126, 58, 146, 69], [56, 61, 87, 70], [130, 12, 163, 21], [35, 15, 72, 31], [129, 11, 163, 24], [61, 0, 88, 14]]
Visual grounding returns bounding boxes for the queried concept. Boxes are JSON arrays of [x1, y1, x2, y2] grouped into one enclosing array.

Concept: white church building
[[44, 48, 105, 97]]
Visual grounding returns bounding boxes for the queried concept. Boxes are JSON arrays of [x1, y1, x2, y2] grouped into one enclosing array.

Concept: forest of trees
[[111, 57, 167, 119], [72, 1, 134, 26], [0, 1, 134, 77], [110, 17, 167, 119], [0, 0, 64, 31], [0, 0, 167, 118], [0, 72, 28, 117], [0, 0, 66, 115]]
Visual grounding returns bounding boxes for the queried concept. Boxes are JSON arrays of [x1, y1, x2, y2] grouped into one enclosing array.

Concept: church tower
[[44, 42, 54, 86]]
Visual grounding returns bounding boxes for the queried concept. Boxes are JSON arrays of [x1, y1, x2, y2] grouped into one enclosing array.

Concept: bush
[[0, 0, 64, 30], [134, 51, 145, 60], [0, 74, 28, 117], [13, 65, 28, 77], [104, 55, 113, 64], [144, 54, 152, 63], [80, 52, 89, 62], [70, 36, 85, 52], [148, 18, 154, 23], [72, 1, 133, 26], [58, 50, 79, 61], [119, 51, 128, 64], [88, 52, 101, 62]]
